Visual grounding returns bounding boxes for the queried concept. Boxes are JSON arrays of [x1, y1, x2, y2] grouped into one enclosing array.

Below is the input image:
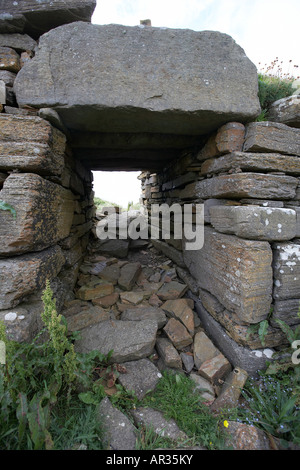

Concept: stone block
[[197, 122, 245, 161], [183, 173, 298, 200], [117, 359, 162, 400], [198, 353, 232, 384], [201, 151, 300, 176], [163, 318, 193, 350], [210, 205, 297, 241], [157, 281, 188, 301], [161, 299, 195, 336], [118, 262, 142, 291], [74, 319, 158, 363], [97, 397, 137, 450], [0, 70, 16, 86], [193, 331, 220, 369], [0, 46, 20, 73], [267, 95, 300, 128], [184, 226, 273, 324], [243, 121, 300, 156], [121, 307, 167, 329], [156, 337, 182, 369], [0, 246, 65, 309], [0, 0, 97, 38], [273, 242, 300, 300], [76, 280, 114, 301], [0, 173, 75, 255], [0, 33, 37, 52], [0, 114, 66, 175]]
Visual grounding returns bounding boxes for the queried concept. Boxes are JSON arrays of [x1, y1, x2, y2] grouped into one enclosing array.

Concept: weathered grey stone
[[74, 319, 158, 363], [0, 173, 75, 255], [0, 306, 37, 343], [193, 331, 220, 369], [0, 33, 37, 52], [201, 151, 300, 176], [180, 353, 194, 373], [181, 173, 298, 200], [95, 239, 129, 258], [271, 299, 300, 327], [121, 306, 167, 329], [223, 421, 271, 450], [163, 318, 193, 350], [189, 292, 276, 376], [14, 22, 260, 170], [161, 299, 195, 336], [97, 397, 137, 450], [197, 122, 245, 161], [0, 46, 20, 72], [190, 373, 215, 399], [268, 95, 300, 128], [117, 359, 162, 400], [0, 0, 96, 38], [243, 121, 300, 156], [157, 281, 188, 301], [198, 353, 231, 384], [0, 245, 65, 309], [198, 288, 285, 349], [0, 114, 66, 175], [184, 227, 273, 324], [0, 78, 4, 103], [118, 262, 141, 291], [131, 407, 188, 443], [0, 70, 16, 86], [210, 205, 297, 241], [273, 242, 300, 300], [210, 367, 248, 412], [150, 239, 186, 267], [156, 337, 182, 369]]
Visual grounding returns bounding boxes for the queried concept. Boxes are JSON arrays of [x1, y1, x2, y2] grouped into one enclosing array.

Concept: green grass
[[141, 371, 227, 449]]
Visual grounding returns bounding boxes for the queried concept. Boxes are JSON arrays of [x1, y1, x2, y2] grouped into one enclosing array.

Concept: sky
[[91, 0, 300, 207]]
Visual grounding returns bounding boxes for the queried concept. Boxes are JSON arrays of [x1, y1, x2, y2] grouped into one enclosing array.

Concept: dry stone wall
[[140, 121, 300, 350]]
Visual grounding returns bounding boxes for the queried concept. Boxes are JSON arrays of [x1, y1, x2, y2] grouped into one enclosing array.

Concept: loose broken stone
[[156, 337, 183, 369], [193, 331, 220, 369], [74, 319, 158, 363], [118, 262, 142, 290], [91, 292, 119, 308], [76, 280, 114, 300], [163, 318, 193, 350], [198, 353, 232, 385], [157, 281, 188, 301], [121, 306, 167, 329], [66, 305, 115, 333], [97, 397, 137, 450], [117, 358, 162, 400], [161, 299, 195, 336]]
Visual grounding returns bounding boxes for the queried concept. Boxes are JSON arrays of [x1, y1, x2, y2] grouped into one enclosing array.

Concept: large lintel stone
[[14, 22, 260, 148]]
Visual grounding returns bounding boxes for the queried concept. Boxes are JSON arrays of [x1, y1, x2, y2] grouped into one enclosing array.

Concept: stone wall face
[[140, 121, 300, 349]]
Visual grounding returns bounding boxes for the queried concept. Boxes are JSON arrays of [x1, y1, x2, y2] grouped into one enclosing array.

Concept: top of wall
[[0, 0, 96, 38]]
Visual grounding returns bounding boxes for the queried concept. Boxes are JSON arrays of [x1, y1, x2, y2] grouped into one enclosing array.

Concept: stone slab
[[189, 293, 275, 377], [210, 205, 297, 241], [74, 319, 158, 363], [0, 173, 75, 255], [117, 359, 162, 400], [97, 397, 137, 450], [0, 0, 96, 38], [243, 121, 300, 156], [121, 306, 167, 329], [0, 114, 66, 175], [0, 245, 65, 309], [156, 337, 183, 370], [184, 226, 273, 324], [0, 33, 37, 52], [267, 95, 300, 128], [14, 22, 260, 170], [201, 151, 300, 176], [181, 173, 298, 200], [273, 242, 300, 300]]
